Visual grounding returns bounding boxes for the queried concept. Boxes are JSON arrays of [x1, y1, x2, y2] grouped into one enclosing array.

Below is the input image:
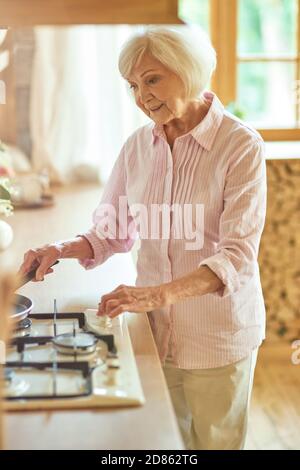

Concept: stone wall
[[259, 159, 300, 343]]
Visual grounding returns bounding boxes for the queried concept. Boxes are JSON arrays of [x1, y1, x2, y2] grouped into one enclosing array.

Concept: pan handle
[[17, 260, 60, 290]]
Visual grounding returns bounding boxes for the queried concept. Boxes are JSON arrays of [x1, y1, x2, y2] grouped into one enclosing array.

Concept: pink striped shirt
[[80, 91, 267, 369]]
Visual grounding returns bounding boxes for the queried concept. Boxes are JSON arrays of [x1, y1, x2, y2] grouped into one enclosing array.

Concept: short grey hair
[[118, 26, 217, 99]]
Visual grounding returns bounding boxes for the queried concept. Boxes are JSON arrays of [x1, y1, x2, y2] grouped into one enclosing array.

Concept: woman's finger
[[100, 292, 120, 303], [35, 258, 56, 281], [19, 251, 40, 275], [19, 244, 60, 278], [99, 288, 128, 310], [103, 299, 122, 315], [100, 284, 128, 302], [108, 304, 130, 319]]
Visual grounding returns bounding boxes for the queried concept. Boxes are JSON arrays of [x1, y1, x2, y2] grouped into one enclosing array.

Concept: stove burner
[[52, 332, 97, 355], [15, 317, 32, 331]]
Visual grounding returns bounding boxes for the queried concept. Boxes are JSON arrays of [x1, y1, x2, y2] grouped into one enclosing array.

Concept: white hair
[[118, 26, 217, 99]]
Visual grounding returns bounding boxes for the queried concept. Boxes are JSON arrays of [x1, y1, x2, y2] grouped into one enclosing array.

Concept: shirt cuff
[[77, 230, 112, 270], [198, 253, 241, 298]]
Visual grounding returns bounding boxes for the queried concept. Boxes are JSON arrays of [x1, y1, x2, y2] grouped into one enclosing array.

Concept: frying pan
[[12, 294, 34, 321], [12, 260, 59, 321]]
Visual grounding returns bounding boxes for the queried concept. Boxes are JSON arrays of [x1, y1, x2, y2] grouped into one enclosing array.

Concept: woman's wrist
[[57, 236, 94, 261], [162, 279, 187, 305], [158, 281, 180, 306], [162, 266, 224, 305]]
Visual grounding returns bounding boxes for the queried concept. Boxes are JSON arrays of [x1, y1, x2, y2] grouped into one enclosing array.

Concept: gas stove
[[3, 307, 145, 410]]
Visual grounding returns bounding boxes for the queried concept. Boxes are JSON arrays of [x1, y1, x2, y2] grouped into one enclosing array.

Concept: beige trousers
[[163, 348, 258, 450]]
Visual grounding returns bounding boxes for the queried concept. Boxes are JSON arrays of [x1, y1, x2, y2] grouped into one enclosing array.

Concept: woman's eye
[[128, 77, 159, 90], [148, 77, 159, 85]]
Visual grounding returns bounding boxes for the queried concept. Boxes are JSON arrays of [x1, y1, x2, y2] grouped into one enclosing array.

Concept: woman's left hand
[[97, 284, 170, 318]]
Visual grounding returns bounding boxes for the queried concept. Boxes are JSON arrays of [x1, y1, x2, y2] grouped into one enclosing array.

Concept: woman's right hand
[[18, 243, 63, 282]]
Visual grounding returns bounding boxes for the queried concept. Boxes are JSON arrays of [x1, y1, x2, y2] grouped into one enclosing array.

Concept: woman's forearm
[[59, 236, 94, 261], [164, 265, 224, 304]]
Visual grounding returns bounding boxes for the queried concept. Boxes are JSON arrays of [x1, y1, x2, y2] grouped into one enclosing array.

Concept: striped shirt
[[80, 91, 267, 369]]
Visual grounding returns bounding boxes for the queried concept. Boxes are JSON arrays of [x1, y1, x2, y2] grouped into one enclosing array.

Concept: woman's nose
[[138, 86, 152, 106]]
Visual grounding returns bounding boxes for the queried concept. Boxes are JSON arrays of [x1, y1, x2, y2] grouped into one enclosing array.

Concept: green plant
[[226, 101, 247, 120]]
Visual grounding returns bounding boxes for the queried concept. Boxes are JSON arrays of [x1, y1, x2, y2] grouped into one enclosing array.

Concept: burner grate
[[5, 361, 92, 400], [26, 312, 117, 353], [14, 317, 32, 331], [11, 333, 116, 354], [29, 312, 86, 328]]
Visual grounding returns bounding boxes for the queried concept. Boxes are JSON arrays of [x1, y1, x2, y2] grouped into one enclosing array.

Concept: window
[[178, 0, 210, 31], [179, 0, 300, 141]]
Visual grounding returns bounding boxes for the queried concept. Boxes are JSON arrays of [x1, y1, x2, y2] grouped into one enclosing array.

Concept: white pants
[[162, 348, 258, 450]]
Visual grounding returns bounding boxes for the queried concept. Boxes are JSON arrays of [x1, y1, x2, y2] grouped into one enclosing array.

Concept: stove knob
[[106, 357, 119, 368], [105, 365, 120, 386]]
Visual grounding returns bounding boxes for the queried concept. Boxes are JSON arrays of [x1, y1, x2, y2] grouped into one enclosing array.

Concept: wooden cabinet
[[0, 0, 182, 26]]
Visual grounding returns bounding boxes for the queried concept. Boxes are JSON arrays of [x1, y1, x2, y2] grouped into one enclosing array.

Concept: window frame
[[209, 0, 300, 141]]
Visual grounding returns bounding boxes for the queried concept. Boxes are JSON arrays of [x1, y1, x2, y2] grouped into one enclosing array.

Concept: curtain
[[30, 26, 150, 184]]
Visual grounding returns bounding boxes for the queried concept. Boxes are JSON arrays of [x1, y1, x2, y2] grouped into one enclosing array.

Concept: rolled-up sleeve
[[199, 137, 267, 297], [78, 145, 138, 270]]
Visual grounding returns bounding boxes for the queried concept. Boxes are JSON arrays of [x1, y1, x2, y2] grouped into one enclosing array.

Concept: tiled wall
[[259, 159, 300, 343]]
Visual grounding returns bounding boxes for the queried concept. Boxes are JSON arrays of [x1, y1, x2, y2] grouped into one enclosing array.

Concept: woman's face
[[127, 53, 189, 125]]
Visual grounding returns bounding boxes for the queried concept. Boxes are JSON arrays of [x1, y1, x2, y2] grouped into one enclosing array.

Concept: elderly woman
[[19, 27, 267, 450]]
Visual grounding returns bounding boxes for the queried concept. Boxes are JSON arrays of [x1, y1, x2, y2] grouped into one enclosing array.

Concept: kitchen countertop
[[0, 183, 183, 450]]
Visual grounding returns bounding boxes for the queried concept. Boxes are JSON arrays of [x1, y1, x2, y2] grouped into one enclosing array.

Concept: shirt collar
[[151, 91, 224, 151]]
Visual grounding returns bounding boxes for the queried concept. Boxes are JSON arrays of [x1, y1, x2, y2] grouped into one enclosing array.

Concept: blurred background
[[0, 0, 299, 185]]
